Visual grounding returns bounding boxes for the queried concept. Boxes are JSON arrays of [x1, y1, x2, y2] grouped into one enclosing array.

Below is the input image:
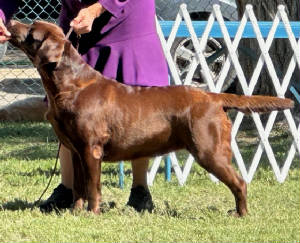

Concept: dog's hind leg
[[188, 111, 247, 216], [201, 154, 246, 216], [190, 146, 247, 216]]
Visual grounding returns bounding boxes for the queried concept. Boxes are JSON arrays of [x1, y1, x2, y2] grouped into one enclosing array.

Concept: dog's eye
[[24, 27, 36, 44], [24, 28, 43, 50], [25, 32, 35, 44]]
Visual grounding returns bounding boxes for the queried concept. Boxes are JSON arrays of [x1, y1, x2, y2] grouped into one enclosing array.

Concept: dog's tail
[[209, 93, 294, 114]]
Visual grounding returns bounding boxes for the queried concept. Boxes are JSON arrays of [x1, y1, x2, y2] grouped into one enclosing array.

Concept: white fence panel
[[147, 4, 299, 185]]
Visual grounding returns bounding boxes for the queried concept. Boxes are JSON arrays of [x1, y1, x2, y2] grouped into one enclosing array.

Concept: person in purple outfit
[[0, 0, 169, 213]]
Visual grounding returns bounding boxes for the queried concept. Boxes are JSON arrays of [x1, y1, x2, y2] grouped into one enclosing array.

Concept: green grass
[[0, 121, 299, 243]]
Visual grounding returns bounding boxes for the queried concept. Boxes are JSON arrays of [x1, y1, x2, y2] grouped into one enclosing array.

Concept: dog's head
[[7, 20, 66, 68]]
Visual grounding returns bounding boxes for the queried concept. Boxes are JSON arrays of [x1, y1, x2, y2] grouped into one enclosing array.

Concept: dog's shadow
[[0, 198, 35, 211], [1, 198, 117, 214]]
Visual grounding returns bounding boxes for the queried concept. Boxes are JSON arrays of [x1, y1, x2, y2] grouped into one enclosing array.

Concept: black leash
[[32, 142, 61, 209]]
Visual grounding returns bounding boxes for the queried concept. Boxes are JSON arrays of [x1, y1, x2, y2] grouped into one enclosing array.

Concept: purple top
[[0, 0, 168, 87]]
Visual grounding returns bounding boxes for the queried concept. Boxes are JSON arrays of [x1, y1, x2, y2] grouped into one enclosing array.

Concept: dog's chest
[[46, 109, 78, 147]]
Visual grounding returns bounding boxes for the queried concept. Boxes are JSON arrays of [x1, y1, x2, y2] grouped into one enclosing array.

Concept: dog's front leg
[[83, 145, 102, 214], [72, 151, 86, 210]]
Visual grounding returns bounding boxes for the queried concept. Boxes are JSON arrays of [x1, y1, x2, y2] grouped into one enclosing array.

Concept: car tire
[[169, 12, 236, 92]]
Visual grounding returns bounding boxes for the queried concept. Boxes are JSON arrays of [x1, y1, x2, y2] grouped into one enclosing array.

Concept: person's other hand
[[0, 19, 11, 43], [70, 3, 104, 35]]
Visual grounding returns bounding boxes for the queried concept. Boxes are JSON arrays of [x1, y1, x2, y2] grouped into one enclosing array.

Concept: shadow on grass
[[153, 201, 224, 220], [101, 166, 132, 176], [0, 198, 228, 218], [101, 181, 120, 188], [160, 201, 182, 218], [18, 167, 60, 177], [0, 145, 58, 161], [0, 121, 59, 161], [0, 121, 55, 140], [0, 199, 35, 211], [1, 199, 117, 214]]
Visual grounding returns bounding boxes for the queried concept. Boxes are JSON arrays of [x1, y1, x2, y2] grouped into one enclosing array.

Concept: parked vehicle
[[155, 0, 238, 91]]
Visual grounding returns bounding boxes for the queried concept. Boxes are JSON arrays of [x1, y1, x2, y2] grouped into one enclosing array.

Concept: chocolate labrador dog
[[7, 20, 293, 216]]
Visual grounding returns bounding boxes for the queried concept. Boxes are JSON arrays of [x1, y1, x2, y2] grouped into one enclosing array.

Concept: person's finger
[[73, 26, 90, 35], [70, 14, 84, 27], [0, 35, 9, 43], [70, 19, 86, 34], [0, 23, 11, 38], [3, 28, 11, 37], [70, 7, 96, 35], [72, 19, 93, 34]]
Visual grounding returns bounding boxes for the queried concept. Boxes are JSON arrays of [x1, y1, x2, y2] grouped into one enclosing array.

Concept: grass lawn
[[0, 121, 299, 243]]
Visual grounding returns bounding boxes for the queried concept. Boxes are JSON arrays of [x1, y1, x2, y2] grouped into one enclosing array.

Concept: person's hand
[[70, 3, 104, 35], [0, 18, 11, 43]]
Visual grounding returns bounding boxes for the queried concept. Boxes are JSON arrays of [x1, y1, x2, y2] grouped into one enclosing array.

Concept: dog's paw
[[227, 209, 241, 217]]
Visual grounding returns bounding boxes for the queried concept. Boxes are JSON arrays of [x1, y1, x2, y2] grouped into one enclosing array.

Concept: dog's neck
[[37, 41, 101, 108]]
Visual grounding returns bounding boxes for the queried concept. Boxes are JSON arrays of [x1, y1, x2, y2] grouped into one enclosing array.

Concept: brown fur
[[7, 20, 294, 216]]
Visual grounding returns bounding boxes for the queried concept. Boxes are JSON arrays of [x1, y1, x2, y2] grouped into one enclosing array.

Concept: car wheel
[[170, 36, 236, 91], [169, 10, 236, 92]]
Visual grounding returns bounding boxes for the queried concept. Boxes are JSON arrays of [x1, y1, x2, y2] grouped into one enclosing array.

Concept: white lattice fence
[[147, 4, 299, 185]]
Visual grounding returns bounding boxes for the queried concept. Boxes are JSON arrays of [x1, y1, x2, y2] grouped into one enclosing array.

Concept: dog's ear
[[34, 36, 65, 67]]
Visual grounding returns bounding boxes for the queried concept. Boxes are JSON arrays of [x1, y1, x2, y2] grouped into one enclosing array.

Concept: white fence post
[[149, 4, 299, 186]]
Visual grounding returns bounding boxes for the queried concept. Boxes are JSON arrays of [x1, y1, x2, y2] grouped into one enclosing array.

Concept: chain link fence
[[15, 0, 61, 21], [0, 0, 61, 117], [0, 0, 237, 120]]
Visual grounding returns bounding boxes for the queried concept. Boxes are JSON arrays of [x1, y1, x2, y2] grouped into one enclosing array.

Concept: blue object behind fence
[[159, 21, 300, 38]]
